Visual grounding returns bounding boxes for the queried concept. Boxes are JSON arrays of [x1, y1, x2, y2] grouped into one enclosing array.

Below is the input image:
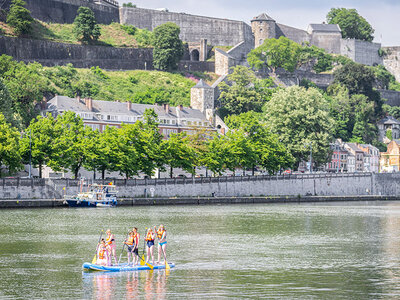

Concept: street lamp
[[28, 129, 32, 179], [305, 142, 312, 173]]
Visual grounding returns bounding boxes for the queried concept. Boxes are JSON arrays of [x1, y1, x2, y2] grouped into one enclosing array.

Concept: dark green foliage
[[0, 78, 14, 124], [0, 113, 21, 176], [383, 105, 400, 120], [327, 8, 374, 42], [122, 2, 136, 7], [298, 45, 334, 73], [153, 22, 184, 71], [90, 66, 109, 80], [120, 24, 137, 35], [6, 0, 33, 35], [218, 66, 277, 117], [134, 28, 153, 47], [299, 79, 318, 89], [73, 6, 101, 43]]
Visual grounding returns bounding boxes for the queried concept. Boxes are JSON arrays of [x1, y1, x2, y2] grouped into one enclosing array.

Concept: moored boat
[[64, 183, 118, 207], [82, 262, 175, 272]]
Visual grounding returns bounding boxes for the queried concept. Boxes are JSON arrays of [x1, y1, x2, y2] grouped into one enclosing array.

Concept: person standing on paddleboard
[[155, 225, 167, 265], [132, 227, 140, 265], [97, 239, 109, 266], [105, 229, 117, 265], [145, 228, 155, 265], [124, 231, 135, 265]]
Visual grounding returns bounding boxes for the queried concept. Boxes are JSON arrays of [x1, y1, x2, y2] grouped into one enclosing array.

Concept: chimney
[[41, 96, 47, 110], [127, 101, 132, 111], [165, 104, 170, 113], [77, 95, 81, 103], [179, 105, 183, 111], [86, 98, 93, 111]]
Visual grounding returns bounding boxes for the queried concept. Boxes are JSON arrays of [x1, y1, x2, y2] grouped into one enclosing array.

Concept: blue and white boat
[[64, 184, 118, 207], [82, 262, 175, 272]]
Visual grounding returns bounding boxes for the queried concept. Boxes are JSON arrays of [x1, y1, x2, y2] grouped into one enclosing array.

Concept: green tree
[[218, 66, 272, 117], [0, 113, 21, 176], [332, 62, 383, 120], [50, 112, 92, 178], [122, 2, 136, 7], [73, 6, 101, 43], [0, 78, 14, 124], [383, 104, 400, 120], [327, 8, 374, 42], [153, 22, 184, 71], [163, 132, 196, 178], [247, 36, 301, 72], [20, 114, 55, 178], [6, 0, 33, 35], [265, 86, 335, 168], [225, 112, 293, 174], [203, 133, 232, 176]]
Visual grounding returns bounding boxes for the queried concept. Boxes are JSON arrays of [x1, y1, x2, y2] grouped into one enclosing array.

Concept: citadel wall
[[383, 47, 400, 82], [119, 7, 253, 47], [1, 0, 119, 24], [341, 39, 382, 66]]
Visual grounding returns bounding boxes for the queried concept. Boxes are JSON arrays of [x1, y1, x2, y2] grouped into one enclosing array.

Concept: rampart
[[383, 47, 400, 82], [1, 0, 119, 24], [341, 39, 382, 66], [2, 173, 400, 200], [119, 7, 253, 47], [0, 35, 153, 70]]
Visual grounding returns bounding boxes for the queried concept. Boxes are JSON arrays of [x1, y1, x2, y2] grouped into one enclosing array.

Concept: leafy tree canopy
[[153, 22, 184, 71], [6, 0, 33, 35], [327, 8, 374, 42], [218, 66, 276, 117], [73, 6, 101, 43], [0, 113, 21, 176], [265, 86, 335, 168]]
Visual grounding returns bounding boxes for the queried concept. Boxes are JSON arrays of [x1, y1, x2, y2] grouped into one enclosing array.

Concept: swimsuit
[[147, 240, 154, 247], [159, 241, 167, 246]]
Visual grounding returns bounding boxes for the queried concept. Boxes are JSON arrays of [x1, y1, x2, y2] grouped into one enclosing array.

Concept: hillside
[[0, 20, 153, 48]]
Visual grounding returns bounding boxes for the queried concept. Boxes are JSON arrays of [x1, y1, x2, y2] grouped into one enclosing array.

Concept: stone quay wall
[[2, 173, 400, 200], [1, 0, 119, 24], [119, 7, 253, 47]]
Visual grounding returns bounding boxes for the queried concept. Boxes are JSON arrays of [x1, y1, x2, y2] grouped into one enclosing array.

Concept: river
[[1, 202, 400, 299]]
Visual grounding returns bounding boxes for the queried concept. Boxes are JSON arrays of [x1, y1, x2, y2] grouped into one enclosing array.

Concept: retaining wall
[[2, 173, 399, 200], [2, 0, 119, 24]]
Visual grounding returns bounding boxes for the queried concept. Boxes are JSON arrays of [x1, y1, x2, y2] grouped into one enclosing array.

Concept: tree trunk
[[252, 165, 255, 176], [102, 169, 105, 180], [39, 163, 42, 178], [170, 166, 173, 178]]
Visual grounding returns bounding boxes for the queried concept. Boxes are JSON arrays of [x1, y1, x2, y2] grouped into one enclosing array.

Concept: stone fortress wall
[[119, 7, 254, 47], [1, 0, 119, 24]]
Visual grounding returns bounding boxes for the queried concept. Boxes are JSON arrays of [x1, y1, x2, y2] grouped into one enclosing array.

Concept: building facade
[[380, 140, 400, 173]]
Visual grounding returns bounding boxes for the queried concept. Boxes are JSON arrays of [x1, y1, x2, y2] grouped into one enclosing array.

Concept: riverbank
[[0, 195, 398, 209]]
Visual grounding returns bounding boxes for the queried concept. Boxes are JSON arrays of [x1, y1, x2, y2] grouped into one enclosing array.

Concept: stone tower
[[190, 79, 214, 113], [251, 13, 276, 48]]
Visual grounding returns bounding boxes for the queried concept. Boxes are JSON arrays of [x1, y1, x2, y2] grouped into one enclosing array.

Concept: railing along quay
[[1, 172, 373, 188]]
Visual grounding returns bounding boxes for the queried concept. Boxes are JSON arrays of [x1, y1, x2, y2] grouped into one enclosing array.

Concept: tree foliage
[[247, 36, 301, 72], [152, 22, 184, 71], [265, 86, 335, 167], [0, 78, 14, 125], [218, 66, 276, 117], [6, 0, 33, 35], [0, 113, 21, 176], [327, 8, 374, 42], [73, 6, 101, 43]]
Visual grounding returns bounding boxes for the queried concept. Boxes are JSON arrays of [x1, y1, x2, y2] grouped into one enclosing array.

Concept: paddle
[[118, 231, 130, 265], [92, 229, 103, 264], [156, 227, 170, 270], [140, 227, 147, 266], [133, 249, 154, 270]]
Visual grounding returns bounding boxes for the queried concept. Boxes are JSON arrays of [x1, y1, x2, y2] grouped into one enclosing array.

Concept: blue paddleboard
[[82, 262, 175, 272]]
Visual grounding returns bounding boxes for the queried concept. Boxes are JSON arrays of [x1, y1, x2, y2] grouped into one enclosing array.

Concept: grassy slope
[[0, 21, 145, 47], [45, 66, 218, 107]]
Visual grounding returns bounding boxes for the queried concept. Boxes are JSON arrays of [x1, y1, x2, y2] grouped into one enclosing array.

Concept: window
[[171, 120, 176, 125], [187, 121, 192, 126]]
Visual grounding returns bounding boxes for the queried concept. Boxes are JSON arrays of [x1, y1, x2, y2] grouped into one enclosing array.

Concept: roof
[[378, 115, 400, 125], [345, 143, 364, 153], [308, 23, 341, 33], [46, 95, 207, 121], [192, 79, 213, 89], [251, 13, 275, 22]]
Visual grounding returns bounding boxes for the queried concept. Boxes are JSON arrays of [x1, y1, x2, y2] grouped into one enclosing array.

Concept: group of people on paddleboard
[[96, 225, 167, 267]]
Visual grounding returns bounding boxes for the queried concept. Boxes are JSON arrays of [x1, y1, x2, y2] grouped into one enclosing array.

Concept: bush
[[73, 6, 101, 43], [6, 0, 33, 35], [120, 24, 137, 36]]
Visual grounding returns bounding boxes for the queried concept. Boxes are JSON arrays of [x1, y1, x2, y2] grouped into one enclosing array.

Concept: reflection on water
[[1, 202, 400, 298], [82, 269, 169, 299]]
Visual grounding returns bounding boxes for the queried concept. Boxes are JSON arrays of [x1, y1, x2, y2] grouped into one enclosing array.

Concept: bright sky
[[119, 0, 400, 46]]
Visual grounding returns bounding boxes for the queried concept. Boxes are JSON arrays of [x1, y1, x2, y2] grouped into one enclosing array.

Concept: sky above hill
[[120, 0, 399, 46]]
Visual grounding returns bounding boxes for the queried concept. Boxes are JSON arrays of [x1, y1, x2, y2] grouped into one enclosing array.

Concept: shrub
[[6, 0, 33, 35]]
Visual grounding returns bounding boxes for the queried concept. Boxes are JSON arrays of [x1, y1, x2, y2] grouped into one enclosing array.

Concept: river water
[[1, 202, 400, 299]]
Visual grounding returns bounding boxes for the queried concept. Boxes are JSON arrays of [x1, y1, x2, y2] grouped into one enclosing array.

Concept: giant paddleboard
[[82, 262, 175, 272]]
